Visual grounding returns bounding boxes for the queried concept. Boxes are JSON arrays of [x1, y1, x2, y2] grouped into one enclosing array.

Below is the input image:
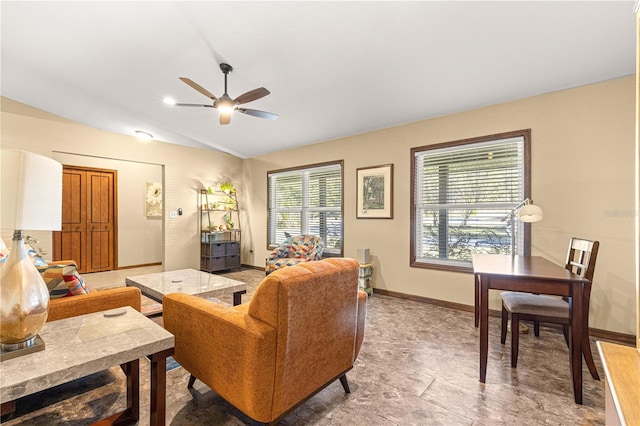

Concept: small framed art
[[356, 164, 393, 219], [145, 182, 162, 217]]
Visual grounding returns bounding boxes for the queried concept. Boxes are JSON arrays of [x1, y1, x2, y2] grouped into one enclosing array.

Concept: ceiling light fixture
[[134, 130, 153, 141], [163, 97, 176, 105], [215, 95, 236, 115]]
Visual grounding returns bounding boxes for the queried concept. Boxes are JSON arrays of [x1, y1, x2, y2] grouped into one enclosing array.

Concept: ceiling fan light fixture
[[216, 101, 236, 115], [163, 97, 176, 105]]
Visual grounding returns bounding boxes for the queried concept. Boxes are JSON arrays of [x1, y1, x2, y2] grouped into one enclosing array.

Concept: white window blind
[[413, 134, 528, 269], [268, 162, 343, 254]]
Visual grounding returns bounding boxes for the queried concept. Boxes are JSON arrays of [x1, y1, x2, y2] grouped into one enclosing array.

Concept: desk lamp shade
[[0, 150, 62, 352], [518, 203, 544, 223], [503, 198, 543, 257]]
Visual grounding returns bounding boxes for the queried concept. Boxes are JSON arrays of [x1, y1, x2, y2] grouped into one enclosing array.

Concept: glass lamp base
[[0, 230, 50, 350]]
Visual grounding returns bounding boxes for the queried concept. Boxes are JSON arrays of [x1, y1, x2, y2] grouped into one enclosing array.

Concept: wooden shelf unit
[[200, 189, 241, 272]]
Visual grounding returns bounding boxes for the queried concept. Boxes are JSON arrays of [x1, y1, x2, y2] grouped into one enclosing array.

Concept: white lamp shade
[[1, 150, 62, 231], [518, 203, 543, 223]]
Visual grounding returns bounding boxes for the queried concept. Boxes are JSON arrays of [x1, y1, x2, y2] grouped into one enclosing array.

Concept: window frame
[[410, 129, 532, 273], [267, 160, 344, 257]]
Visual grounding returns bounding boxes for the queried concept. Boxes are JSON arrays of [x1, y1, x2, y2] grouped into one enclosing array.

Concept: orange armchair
[[163, 258, 366, 424]]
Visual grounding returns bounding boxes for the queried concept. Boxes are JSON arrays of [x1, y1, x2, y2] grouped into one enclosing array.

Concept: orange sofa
[[163, 258, 367, 424], [38, 259, 142, 321], [47, 286, 141, 322]]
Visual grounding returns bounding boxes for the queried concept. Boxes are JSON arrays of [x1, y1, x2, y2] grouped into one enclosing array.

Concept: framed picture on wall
[[146, 182, 162, 217], [356, 164, 393, 219]]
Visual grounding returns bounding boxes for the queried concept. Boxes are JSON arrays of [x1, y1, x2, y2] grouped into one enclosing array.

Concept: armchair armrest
[[47, 287, 141, 322], [163, 293, 277, 422]]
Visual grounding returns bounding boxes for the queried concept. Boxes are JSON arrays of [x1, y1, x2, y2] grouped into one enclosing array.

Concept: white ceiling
[[1, 1, 636, 159]]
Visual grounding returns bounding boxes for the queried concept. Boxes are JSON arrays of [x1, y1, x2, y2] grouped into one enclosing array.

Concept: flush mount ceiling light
[[166, 63, 278, 125], [134, 130, 153, 141]]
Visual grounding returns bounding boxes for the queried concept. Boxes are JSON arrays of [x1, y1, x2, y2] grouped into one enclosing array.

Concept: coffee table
[[0, 307, 174, 425], [126, 268, 247, 306]]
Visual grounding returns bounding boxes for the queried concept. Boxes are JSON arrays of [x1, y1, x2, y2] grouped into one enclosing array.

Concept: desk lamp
[[502, 198, 543, 257]]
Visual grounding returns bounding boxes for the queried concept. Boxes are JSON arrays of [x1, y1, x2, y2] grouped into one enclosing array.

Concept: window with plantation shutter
[[268, 161, 343, 255], [410, 130, 531, 272]]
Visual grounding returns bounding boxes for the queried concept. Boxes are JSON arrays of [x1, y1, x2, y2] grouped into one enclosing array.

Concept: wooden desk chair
[[500, 237, 600, 380]]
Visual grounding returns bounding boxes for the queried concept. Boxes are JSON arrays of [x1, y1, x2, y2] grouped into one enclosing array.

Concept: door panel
[[63, 171, 83, 225], [58, 231, 83, 263], [88, 228, 111, 271]]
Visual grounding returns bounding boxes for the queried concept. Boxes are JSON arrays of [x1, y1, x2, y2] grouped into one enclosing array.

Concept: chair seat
[[501, 291, 568, 318]]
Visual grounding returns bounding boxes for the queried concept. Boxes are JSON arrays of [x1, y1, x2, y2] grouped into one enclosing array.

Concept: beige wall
[[1, 97, 243, 272], [244, 76, 637, 336], [2, 76, 636, 336]]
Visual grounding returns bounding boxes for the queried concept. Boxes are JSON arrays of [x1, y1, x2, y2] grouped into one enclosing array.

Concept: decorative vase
[[0, 231, 49, 350]]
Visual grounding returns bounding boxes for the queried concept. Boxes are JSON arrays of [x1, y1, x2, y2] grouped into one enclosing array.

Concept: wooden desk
[[471, 254, 591, 404]]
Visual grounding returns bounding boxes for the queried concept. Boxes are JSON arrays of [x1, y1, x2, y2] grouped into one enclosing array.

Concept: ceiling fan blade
[[179, 77, 218, 100], [234, 87, 270, 105], [174, 103, 214, 107], [238, 108, 279, 120], [219, 113, 232, 125]]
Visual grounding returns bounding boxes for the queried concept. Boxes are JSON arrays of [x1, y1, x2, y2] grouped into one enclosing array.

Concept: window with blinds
[[410, 130, 531, 271], [268, 161, 343, 255]]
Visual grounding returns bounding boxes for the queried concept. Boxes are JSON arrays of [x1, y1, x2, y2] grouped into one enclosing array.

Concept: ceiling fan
[[168, 63, 278, 125]]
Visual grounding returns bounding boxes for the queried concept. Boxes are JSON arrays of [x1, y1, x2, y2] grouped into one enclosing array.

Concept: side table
[[0, 307, 174, 425], [358, 263, 373, 296]]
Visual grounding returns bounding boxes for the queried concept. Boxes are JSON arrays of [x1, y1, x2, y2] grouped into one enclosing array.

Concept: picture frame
[[356, 164, 393, 219], [145, 182, 162, 217]]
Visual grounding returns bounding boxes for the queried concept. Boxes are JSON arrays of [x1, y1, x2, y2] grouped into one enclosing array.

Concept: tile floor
[[2, 266, 613, 425]]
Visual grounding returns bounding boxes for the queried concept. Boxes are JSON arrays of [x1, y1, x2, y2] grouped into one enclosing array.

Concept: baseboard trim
[[588, 328, 636, 346], [117, 262, 162, 270], [372, 288, 636, 346], [241, 264, 264, 272]]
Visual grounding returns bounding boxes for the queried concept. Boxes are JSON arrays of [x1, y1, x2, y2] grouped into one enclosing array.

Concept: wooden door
[[53, 166, 117, 273]]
